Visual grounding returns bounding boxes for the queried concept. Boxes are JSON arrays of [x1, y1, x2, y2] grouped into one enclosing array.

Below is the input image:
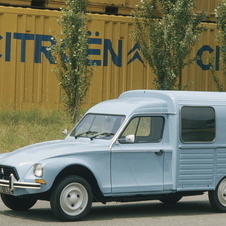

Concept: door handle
[[155, 149, 164, 155]]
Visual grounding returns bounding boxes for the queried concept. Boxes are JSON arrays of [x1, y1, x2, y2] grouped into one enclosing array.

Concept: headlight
[[33, 164, 44, 177]]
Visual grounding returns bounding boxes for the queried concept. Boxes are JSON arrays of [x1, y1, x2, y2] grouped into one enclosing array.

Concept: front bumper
[[0, 174, 41, 194]]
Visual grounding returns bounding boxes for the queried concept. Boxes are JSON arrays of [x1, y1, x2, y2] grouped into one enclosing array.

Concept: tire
[[50, 175, 93, 221], [159, 195, 183, 204], [1, 194, 37, 211], [209, 177, 226, 212]]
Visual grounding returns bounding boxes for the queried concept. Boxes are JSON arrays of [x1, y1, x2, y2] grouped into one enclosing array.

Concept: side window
[[119, 116, 164, 143], [181, 106, 215, 143]]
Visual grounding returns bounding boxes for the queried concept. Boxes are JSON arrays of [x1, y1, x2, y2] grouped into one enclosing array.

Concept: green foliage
[[132, 0, 206, 90], [212, 0, 226, 91], [209, 58, 225, 92], [216, 0, 226, 63], [51, 0, 93, 122], [0, 110, 74, 153]]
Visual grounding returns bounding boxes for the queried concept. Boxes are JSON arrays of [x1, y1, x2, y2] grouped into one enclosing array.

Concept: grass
[[0, 110, 74, 153]]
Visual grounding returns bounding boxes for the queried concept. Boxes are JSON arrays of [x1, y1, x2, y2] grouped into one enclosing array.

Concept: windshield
[[70, 114, 125, 140]]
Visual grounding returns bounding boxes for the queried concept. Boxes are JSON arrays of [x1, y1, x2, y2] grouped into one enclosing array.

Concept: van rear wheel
[[209, 177, 226, 212]]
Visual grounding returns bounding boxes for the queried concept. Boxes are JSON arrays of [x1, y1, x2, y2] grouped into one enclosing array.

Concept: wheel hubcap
[[218, 178, 226, 207], [60, 182, 88, 216]]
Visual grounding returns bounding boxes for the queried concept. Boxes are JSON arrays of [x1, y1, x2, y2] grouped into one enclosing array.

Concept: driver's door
[[111, 115, 165, 194]]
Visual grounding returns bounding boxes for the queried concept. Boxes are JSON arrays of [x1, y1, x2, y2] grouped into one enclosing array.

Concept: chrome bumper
[[0, 174, 41, 193]]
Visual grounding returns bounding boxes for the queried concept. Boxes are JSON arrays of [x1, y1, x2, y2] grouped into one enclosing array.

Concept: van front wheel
[[50, 176, 93, 221], [209, 177, 226, 212]]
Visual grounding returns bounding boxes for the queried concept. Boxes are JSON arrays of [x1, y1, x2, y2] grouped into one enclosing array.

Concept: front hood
[[0, 139, 110, 168]]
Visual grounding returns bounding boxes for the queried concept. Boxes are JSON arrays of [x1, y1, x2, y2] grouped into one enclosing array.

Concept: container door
[[111, 116, 165, 194]]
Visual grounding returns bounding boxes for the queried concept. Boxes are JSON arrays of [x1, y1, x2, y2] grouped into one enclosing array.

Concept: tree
[[211, 0, 226, 91], [132, 0, 206, 90], [51, 0, 93, 122]]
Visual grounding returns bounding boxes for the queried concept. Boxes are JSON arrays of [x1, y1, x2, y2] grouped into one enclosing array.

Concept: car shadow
[[88, 198, 215, 221], [0, 196, 221, 222]]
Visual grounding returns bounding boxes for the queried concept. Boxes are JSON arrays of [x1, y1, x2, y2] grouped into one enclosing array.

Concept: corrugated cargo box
[[0, 5, 222, 110]]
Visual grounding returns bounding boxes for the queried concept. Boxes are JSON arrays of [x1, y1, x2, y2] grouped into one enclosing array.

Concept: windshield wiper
[[74, 131, 98, 139], [90, 132, 115, 140]]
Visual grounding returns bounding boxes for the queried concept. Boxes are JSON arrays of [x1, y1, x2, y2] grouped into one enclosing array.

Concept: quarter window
[[119, 116, 164, 143], [181, 107, 215, 143]]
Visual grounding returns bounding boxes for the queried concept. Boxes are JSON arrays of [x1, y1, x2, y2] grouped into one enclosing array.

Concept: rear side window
[[181, 106, 215, 143]]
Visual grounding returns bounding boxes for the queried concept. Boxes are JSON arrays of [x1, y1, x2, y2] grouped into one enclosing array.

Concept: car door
[[111, 115, 165, 194]]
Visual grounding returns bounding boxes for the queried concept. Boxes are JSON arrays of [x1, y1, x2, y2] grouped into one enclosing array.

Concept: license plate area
[[0, 185, 12, 194]]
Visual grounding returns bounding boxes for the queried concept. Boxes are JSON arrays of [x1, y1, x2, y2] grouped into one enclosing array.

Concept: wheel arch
[[51, 164, 105, 203], [215, 175, 226, 188], [209, 175, 226, 212]]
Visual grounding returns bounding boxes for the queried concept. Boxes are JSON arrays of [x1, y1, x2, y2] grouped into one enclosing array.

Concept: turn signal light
[[35, 179, 46, 184]]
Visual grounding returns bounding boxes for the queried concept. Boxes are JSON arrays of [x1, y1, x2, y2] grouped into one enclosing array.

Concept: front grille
[[0, 165, 19, 181]]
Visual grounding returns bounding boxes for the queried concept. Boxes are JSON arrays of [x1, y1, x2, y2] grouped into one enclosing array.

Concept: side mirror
[[62, 129, 68, 136], [125, 134, 135, 143]]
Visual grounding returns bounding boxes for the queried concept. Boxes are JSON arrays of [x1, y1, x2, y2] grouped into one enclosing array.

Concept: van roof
[[88, 90, 226, 116], [120, 90, 226, 103]]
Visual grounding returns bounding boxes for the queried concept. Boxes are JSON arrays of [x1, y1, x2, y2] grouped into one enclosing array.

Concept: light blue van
[[0, 90, 226, 221]]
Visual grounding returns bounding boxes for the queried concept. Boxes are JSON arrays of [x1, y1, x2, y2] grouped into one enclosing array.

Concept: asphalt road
[[0, 193, 225, 226]]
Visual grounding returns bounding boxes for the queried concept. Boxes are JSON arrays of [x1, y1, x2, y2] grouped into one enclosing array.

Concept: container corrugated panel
[[0, 1, 219, 19], [0, 6, 223, 111], [0, 0, 219, 11], [85, 13, 154, 107], [181, 23, 219, 92], [0, 6, 61, 110], [195, 0, 219, 22], [85, 16, 222, 108], [0, 0, 141, 8], [0, 0, 140, 15], [88, 0, 140, 7], [0, 0, 31, 6], [47, 0, 65, 9], [47, 0, 141, 8], [0, 0, 48, 9], [47, 0, 141, 15]]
